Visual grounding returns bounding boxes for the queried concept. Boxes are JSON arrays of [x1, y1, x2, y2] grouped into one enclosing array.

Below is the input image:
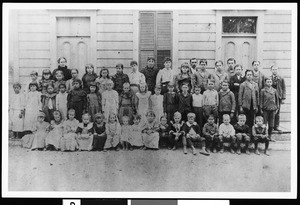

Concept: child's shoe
[[219, 148, 224, 153], [255, 149, 260, 155], [130, 147, 133, 151], [192, 147, 197, 155], [116, 147, 120, 151], [230, 148, 235, 154], [236, 148, 241, 155], [200, 148, 210, 156], [172, 146, 176, 151], [183, 146, 187, 154], [213, 148, 217, 153], [143, 146, 147, 150], [245, 149, 250, 155], [205, 148, 211, 154], [103, 149, 108, 152], [264, 149, 270, 156], [167, 146, 172, 150]]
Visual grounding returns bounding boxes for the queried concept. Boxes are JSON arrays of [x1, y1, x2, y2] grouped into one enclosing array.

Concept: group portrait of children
[[9, 55, 286, 156]]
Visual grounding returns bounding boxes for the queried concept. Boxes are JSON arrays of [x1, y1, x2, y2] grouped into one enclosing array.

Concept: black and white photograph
[[2, 3, 297, 198]]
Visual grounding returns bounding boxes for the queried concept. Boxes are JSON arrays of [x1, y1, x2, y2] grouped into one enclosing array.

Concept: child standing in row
[[60, 109, 79, 152], [163, 84, 178, 124], [218, 81, 235, 125], [149, 85, 164, 123], [53, 71, 65, 93], [112, 63, 130, 94], [118, 82, 137, 125], [56, 83, 68, 120], [203, 80, 218, 123], [120, 116, 131, 150], [82, 63, 97, 93], [192, 86, 204, 131], [66, 68, 79, 92], [95, 67, 110, 94], [129, 114, 144, 149], [156, 57, 175, 95], [87, 82, 102, 122], [174, 62, 193, 93], [41, 84, 56, 123], [102, 79, 119, 121], [39, 69, 54, 94], [136, 83, 151, 123], [178, 83, 193, 122], [25, 71, 39, 93]]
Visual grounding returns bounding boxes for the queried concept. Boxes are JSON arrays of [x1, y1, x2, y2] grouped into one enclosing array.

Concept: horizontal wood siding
[[262, 10, 292, 122], [96, 10, 134, 74]]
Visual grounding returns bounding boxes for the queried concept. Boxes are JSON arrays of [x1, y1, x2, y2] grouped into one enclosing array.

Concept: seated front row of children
[[21, 108, 271, 156]]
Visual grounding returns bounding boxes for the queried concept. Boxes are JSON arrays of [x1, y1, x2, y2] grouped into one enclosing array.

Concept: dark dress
[[38, 79, 55, 94], [82, 73, 98, 92], [174, 74, 193, 93], [140, 66, 159, 94], [67, 88, 87, 122], [111, 73, 130, 94], [52, 66, 72, 81], [41, 93, 57, 123], [163, 92, 179, 123], [87, 93, 102, 122], [92, 122, 107, 150], [178, 93, 193, 121], [118, 91, 137, 124]]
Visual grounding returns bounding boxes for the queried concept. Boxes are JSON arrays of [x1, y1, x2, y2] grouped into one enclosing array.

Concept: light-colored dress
[[102, 90, 119, 120], [22, 121, 49, 149], [136, 91, 151, 123], [141, 120, 160, 149], [95, 77, 109, 94], [149, 94, 164, 123], [76, 122, 94, 151], [56, 92, 68, 120], [9, 92, 25, 132], [104, 122, 121, 149], [23, 91, 42, 131], [121, 125, 131, 142], [45, 121, 64, 150], [129, 124, 143, 147], [60, 119, 79, 151]]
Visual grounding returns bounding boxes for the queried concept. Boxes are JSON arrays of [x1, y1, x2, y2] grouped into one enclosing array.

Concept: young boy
[[218, 114, 236, 154], [218, 80, 236, 125], [226, 58, 236, 80], [112, 63, 130, 94], [158, 116, 171, 149], [252, 116, 270, 156], [163, 84, 178, 124], [178, 83, 193, 122], [182, 113, 209, 156], [193, 59, 210, 94], [169, 111, 185, 151], [156, 57, 176, 95], [128, 60, 146, 94], [202, 114, 219, 153], [238, 70, 259, 129], [192, 86, 204, 131], [203, 79, 219, 123], [140, 57, 159, 94], [252, 61, 265, 91], [260, 77, 279, 142], [270, 65, 286, 133], [141, 110, 160, 150], [234, 114, 251, 155]]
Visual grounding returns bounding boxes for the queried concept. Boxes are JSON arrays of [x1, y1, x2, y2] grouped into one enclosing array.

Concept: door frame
[[215, 10, 264, 65], [49, 10, 97, 71]]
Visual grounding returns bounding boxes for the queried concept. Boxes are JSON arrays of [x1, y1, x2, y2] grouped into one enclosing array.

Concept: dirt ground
[[8, 146, 290, 192]]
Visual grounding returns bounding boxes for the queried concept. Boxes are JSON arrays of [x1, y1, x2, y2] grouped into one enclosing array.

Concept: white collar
[[186, 121, 197, 126]]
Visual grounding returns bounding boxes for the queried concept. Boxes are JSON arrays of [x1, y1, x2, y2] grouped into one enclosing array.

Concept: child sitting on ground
[[76, 113, 94, 151], [120, 116, 131, 151], [202, 114, 219, 153], [60, 109, 79, 152], [218, 114, 236, 154], [104, 112, 121, 151], [234, 114, 251, 155], [158, 116, 171, 149], [252, 116, 270, 156], [169, 112, 185, 151], [129, 114, 144, 150], [141, 110, 160, 150], [45, 110, 64, 151]]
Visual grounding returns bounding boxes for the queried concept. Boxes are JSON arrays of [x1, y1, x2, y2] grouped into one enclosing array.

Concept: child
[[24, 71, 39, 93], [67, 79, 87, 122], [203, 80, 219, 123], [22, 112, 50, 150], [156, 57, 176, 95], [23, 82, 42, 133], [87, 82, 102, 122], [174, 62, 194, 93], [111, 63, 130, 94], [252, 116, 270, 156], [41, 84, 57, 123], [260, 77, 280, 142], [149, 85, 164, 123], [163, 84, 178, 124], [82, 63, 98, 92], [128, 60, 146, 94], [238, 70, 259, 129], [53, 71, 66, 93], [60, 109, 79, 152], [102, 79, 119, 121], [129, 114, 144, 149], [218, 80, 236, 124], [38, 69, 55, 94], [45, 110, 64, 151], [104, 112, 121, 151], [218, 114, 236, 154], [178, 83, 193, 122], [192, 86, 204, 131], [140, 57, 159, 94], [118, 82, 137, 125], [209, 60, 229, 91], [9, 82, 25, 139], [66, 68, 80, 92], [226, 58, 236, 80], [252, 61, 265, 91], [234, 114, 251, 155], [76, 113, 94, 151], [56, 83, 68, 120], [92, 112, 107, 151], [182, 113, 209, 155], [202, 114, 219, 153], [158, 116, 171, 149], [95, 67, 110, 94], [136, 82, 151, 123], [169, 112, 185, 150], [120, 116, 131, 150], [270, 65, 286, 132], [193, 59, 210, 94], [141, 110, 160, 150]]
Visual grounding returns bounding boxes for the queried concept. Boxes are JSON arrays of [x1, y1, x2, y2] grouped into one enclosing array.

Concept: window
[[222, 17, 257, 34], [139, 11, 172, 69]]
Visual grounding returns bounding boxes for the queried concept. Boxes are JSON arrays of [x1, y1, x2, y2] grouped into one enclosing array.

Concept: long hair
[[99, 67, 110, 79]]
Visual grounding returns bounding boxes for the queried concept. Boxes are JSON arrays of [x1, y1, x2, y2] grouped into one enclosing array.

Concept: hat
[[37, 111, 46, 118]]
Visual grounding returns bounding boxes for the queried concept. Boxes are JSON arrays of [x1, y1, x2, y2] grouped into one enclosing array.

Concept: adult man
[[189, 58, 198, 74], [226, 58, 236, 80]]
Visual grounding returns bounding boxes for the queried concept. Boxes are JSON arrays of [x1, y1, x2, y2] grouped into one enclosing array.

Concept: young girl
[[45, 110, 64, 151], [92, 112, 107, 151], [53, 71, 66, 93], [67, 79, 87, 122], [60, 109, 79, 152], [75, 113, 94, 151], [169, 112, 185, 151], [82, 63, 98, 92], [102, 79, 119, 121], [66, 68, 79, 92], [87, 82, 102, 122], [10, 82, 25, 139], [149, 85, 164, 123], [174, 62, 194, 93], [118, 82, 137, 125], [129, 114, 144, 149], [41, 84, 57, 123], [252, 116, 270, 156], [56, 83, 68, 120], [120, 116, 131, 150], [38, 69, 55, 94], [24, 71, 39, 93], [22, 112, 50, 150], [23, 82, 42, 133], [104, 112, 121, 151], [163, 84, 178, 124], [141, 110, 160, 150], [95, 67, 110, 94], [136, 83, 151, 123]]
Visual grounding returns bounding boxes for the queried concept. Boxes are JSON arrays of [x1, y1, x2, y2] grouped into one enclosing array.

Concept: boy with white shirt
[[128, 60, 146, 94], [156, 57, 176, 95]]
